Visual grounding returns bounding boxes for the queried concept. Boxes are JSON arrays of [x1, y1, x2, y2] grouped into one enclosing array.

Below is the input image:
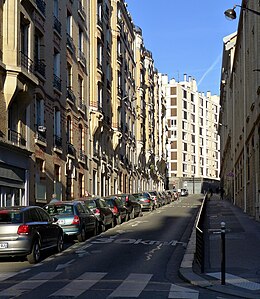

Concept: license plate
[[0, 243, 8, 249]]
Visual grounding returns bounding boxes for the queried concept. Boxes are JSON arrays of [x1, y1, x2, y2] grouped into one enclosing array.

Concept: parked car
[[147, 191, 163, 208], [161, 190, 171, 204], [180, 188, 189, 196], [103, 196, 128, 225], [79, 197, 114, 232], [132, 192, 154, 211], [44, 201, 97, 242], [116, 194, 142, 219], [0, 206, 64, 264]]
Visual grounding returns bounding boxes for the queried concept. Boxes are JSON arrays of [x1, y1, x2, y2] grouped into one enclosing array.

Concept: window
[[53, 49, 60, 78], [21, 16, 29, 56], [54, 108, 61, 138], [78, 173, 84, 198], [183, 90, 187, 99], [78, 75, 83, 100], [97, 41, 103, 67], [183, 100, 187, 109], [183, 142, 187, 151], [78, 27, 83, 53], [66, 116, 72, 143], [79, 124, 84, 150], [54, 0, 59, 18], [36, 97, 44, 127], [67, 63, 72, 88], [98, 83, 103, 109], [67, 12, 72, 35], [183, 111, 187, 120]]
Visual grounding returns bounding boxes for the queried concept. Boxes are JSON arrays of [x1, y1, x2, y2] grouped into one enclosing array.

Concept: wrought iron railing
[[8, 129, 26, 147], [36, 0, 46, 16], [20, 51, 34, 73]]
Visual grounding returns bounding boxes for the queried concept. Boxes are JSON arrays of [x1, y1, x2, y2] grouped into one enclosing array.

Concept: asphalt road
[[0, 196, 237, 298]]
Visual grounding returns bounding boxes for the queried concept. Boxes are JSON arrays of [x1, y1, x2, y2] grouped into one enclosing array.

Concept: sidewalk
[[179, 194, 260, 299]]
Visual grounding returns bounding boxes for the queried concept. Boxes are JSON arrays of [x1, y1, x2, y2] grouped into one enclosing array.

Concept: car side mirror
[[52, 216, 58, 223]]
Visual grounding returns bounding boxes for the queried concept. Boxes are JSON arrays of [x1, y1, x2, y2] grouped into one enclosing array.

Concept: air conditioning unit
[[38, 126, 46, 132]]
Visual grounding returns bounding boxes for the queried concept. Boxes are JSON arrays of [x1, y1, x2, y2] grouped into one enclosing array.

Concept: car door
[[37, 208, 59, 248], [76, 203, 91, 233], [98, 199, 113, 225], [27, 208, 48, 249]]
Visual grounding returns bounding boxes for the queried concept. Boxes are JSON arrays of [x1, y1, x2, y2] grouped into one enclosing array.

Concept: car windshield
[[45, 204, 74, 216], [0, 210, 22, 223]]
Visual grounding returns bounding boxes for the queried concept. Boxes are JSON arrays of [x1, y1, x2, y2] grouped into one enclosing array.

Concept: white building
[[159, 74, 220, 194]]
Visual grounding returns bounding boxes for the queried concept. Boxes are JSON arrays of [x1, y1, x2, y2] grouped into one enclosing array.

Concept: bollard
[[221, 221, 226, 285]]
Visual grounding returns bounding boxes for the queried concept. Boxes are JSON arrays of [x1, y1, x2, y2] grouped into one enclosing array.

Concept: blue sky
[[127, 0, 240, 95]]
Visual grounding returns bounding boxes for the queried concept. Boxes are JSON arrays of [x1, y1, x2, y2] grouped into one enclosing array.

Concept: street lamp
[[224, 4, 260, 20]]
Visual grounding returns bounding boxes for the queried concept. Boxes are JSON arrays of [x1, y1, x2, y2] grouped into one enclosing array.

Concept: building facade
[[220, 0, 260, 220], [160, 74, 220, 194], [0, 0, 166, 207]]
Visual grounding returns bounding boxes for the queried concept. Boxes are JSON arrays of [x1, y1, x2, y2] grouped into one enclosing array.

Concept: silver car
[[0, 206, 64, 264]]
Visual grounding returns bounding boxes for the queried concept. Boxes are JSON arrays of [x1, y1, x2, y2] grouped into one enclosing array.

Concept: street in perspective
[[1, 194, 259, 298], [1, 0, 260, 299]]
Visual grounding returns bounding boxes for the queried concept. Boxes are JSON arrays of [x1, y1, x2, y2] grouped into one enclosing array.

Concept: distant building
[[159, 74, 220, 194]]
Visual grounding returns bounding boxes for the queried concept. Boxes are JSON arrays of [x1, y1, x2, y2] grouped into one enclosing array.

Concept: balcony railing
[[78, 0, 86, 20], [53, 16, 61, 35], [35, 0, 46, 16], [34, 59, 46, 78], [78, 149, 86, 163], [53, 74, 61, 91], [8, 129, 26, 147], [35, 126, 47, 144], [78, 98, 86, 114], [54, 135, 62, 149], [78, 49, 86, 67], [66, 33, 76, 53], [20, 51, 34, 73], [67, 142, 76, 157], [67, 87, 76, 104]]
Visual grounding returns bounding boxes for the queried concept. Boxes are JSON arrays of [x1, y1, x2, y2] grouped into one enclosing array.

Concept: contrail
[[198, 54, 222, 86]]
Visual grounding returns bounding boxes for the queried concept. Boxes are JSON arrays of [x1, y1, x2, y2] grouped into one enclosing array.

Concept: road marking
[[169, 284, 199, 298], [49, 272, 107, 297], [55, 258, 75, 271], [207, 272, 260, 290], [0, 272, 18, 282], [0, 272, 61, 297], [108, 273, 152, 297]]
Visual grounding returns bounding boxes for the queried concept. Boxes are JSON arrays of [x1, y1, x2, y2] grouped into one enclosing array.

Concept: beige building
[[160, 74, 220, 194], [220, 0, 260, 220], [0, 0, 166, 206]]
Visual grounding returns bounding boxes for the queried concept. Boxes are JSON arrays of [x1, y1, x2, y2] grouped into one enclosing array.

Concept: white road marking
[[0, 272, 18, 282], [108, 273, 152, 297], [0, 272, 61, 297], [49, 272, 107, 297], [207, 272, 260, 290], [168, 284, 199, 298]]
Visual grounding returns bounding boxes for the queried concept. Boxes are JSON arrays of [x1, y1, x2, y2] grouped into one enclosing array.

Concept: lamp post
[[224, 4, 260, 20]]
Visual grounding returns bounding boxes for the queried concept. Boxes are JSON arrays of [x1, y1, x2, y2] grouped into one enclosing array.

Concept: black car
[[44, 201, 97, 242], [103, 196, 128, 225], [79, 197, 114, 232], [132, 192, 155, 211], [116, 194, 142, 219], [0, 206, 64, 264]]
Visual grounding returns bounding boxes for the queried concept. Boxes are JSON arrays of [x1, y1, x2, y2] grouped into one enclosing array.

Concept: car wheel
[[27, 239, 41, 264], [56, 234, 64, 253], [77, 227, 86, 242]]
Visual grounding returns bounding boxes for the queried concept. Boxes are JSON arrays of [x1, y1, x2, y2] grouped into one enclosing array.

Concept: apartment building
[[0, 0, 90, 205], [160, 74, 220, 194], [220, 0, 260, 220], [0, 0, 166, 206]]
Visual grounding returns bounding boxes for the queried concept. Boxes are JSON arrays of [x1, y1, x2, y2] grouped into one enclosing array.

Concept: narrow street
[[0, 196, 237, 298]]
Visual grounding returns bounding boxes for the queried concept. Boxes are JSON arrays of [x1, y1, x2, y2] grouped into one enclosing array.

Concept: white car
[[180, 188, 189, 196]]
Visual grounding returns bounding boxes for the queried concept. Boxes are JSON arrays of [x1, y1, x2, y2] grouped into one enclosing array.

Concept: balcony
[[53, 16, 61, 36], [35, 126, 47, 145], [34, 59, 46, 78], [66, 87, 76, 105], [78, 49, 86, 68], [78, 0, 86, 20], [66, 33, 76, 53], [53, 74, 61, 92], [67, 142, 76, 157], [78, 98, 86, 114], [8, 129, 26, 147], [35, 0, 46, 16], [78, 149, 86, 164], [20, 51, 34, 73], [54, 135, 62, 153]]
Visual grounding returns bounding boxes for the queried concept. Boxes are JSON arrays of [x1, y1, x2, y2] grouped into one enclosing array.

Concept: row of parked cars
[[0, 189, 180, 264]]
